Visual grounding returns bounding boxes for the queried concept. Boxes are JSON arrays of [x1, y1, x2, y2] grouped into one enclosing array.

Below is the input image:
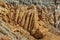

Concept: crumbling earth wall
[[0, 0, 60, 40]]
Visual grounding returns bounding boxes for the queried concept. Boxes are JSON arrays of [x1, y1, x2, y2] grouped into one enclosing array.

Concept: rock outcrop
[[0, 0, 60, 40]]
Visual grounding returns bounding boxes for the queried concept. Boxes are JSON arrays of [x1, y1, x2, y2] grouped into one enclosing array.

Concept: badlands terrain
[[0, 0, 60, 40]]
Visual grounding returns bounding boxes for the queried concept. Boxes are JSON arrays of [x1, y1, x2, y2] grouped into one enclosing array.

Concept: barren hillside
[[0, 0, 60, 40]]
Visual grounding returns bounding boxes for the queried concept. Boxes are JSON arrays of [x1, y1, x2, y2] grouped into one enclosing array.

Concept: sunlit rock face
[[0, 1, 44, 39], [0, 0, 60, 40]]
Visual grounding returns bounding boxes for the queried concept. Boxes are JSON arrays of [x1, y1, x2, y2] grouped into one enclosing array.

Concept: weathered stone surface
[[0, 1, 44, 39], [0, 0, 60, 40]]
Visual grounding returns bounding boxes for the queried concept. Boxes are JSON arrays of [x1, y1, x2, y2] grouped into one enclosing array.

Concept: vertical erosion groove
[[27, 13, 32, 31], [23, 12, 28, 30], [20, 12, 27, 27], [27, 13, 33, 32]]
